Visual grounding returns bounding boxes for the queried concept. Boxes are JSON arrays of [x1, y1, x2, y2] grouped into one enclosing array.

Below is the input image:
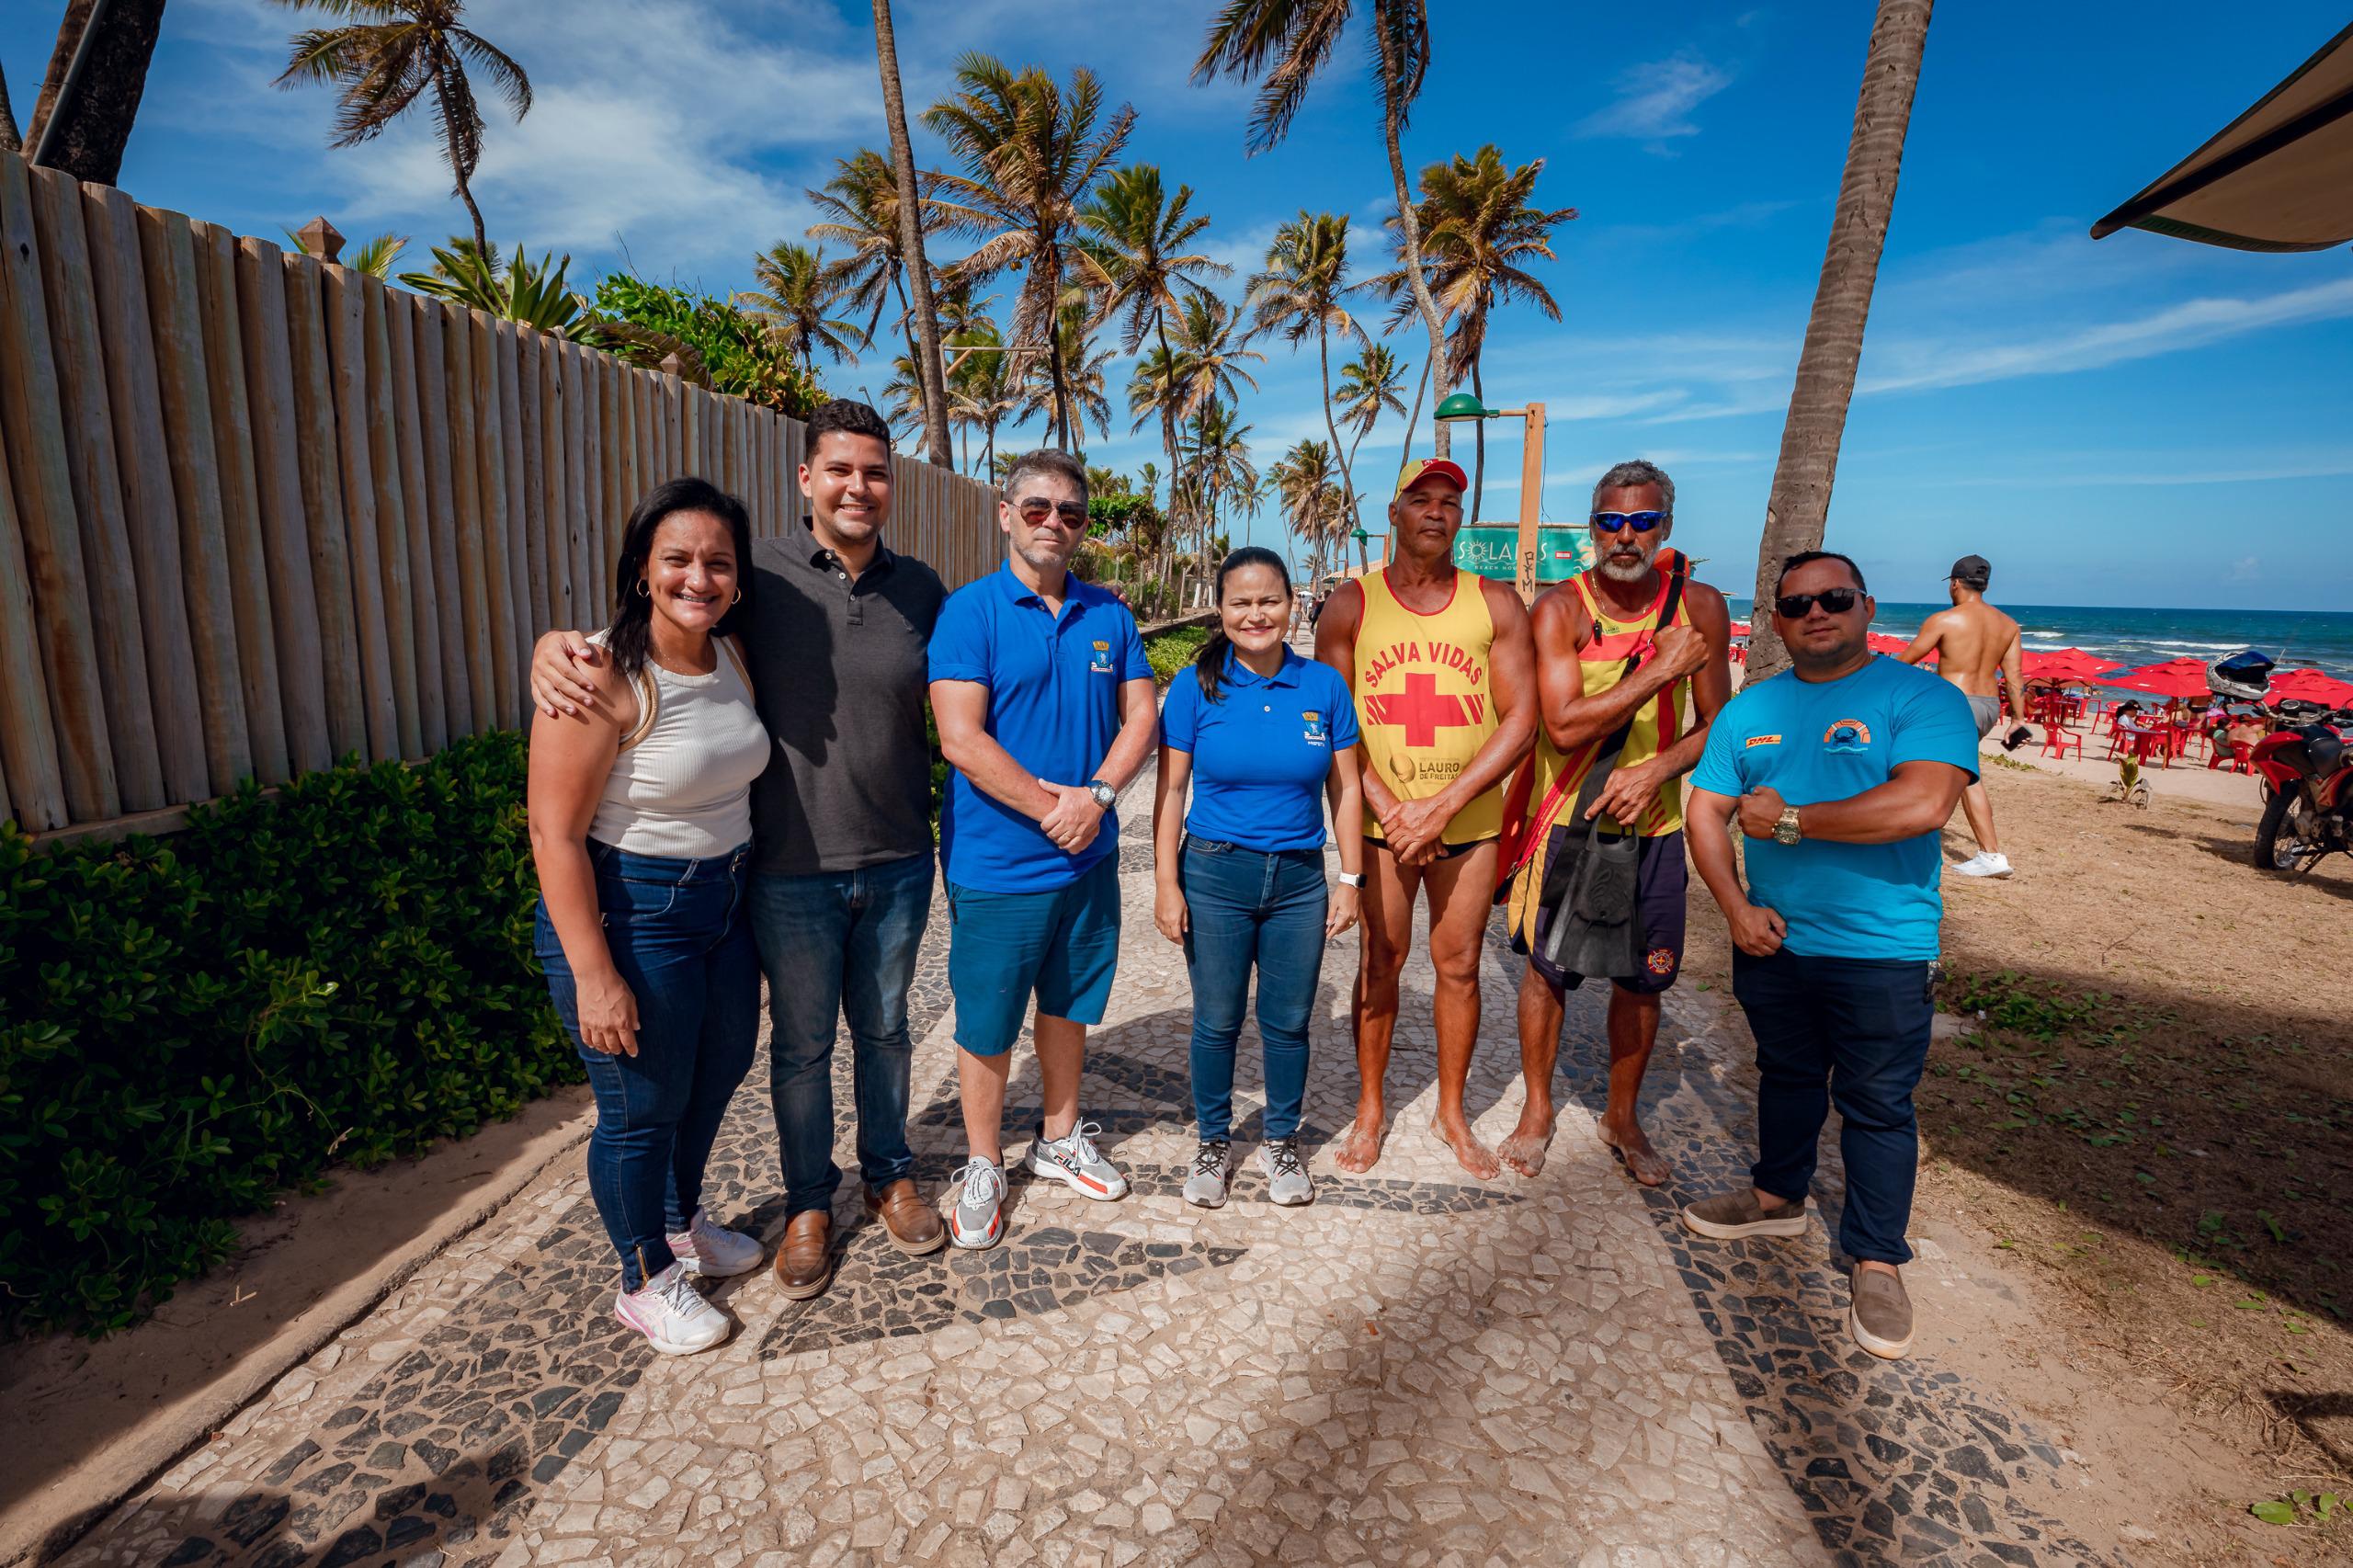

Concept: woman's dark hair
[[1195, 546, 1293, 704], [606, 477, 755, 680]]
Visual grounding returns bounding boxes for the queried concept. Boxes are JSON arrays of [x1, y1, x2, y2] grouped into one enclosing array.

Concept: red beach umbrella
[[2101, 657, 2213, 699], [1728, 619, 1750, 637], [2023, 647, 2121, 683], [2268, 667, 2353, 707]]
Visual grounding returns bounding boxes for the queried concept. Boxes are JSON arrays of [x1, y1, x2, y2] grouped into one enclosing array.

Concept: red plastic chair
[[2040, 722, 2084, 761]]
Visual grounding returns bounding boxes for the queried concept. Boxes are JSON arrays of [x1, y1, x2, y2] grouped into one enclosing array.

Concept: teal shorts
[[945, 855, 1122, 1055]]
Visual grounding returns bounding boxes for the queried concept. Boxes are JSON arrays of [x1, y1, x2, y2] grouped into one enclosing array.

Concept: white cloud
[[1573, 54, 1731, 144]]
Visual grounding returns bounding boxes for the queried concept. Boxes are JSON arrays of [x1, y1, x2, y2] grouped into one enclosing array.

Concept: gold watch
[[1773, 805, 1802, 846]]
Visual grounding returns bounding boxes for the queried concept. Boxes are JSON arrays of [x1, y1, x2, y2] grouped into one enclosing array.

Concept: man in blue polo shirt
[[1681, 551, 1978, 1363], [928, 449, 1160, 1249]]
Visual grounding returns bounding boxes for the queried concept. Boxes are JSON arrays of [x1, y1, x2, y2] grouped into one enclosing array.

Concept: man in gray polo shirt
[[530, 400, 947, 1300]]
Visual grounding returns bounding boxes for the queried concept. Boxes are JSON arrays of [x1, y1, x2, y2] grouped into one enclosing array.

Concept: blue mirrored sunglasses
[[1590, 510, 1666, 533]]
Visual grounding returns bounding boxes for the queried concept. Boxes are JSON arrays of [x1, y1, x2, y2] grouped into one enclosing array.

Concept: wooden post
[[0, 429, 67, 829], [234, 236, 332, 776], [525, 330, 560, 630], [3, 158, 120, 822], [280, 251, 367, 761], [26, 164, 163, 809], [441, 303, 497, 732], [559, 339, 591, 631], [497, 322, 540, 666], [190, 220, 289, 786], [469, 311, 519, 725], [411, 295, 472, 738], [141, 204, 254, 791], [597, 353, 624, 614], [356, 273, 422, 758], [1513, 403, 1546, 607], [383, 286, 444, 755]]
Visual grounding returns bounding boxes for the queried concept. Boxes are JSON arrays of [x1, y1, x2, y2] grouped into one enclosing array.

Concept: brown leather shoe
[[773, 1210, 833, 1299], [865, 1178, 946, 1256]]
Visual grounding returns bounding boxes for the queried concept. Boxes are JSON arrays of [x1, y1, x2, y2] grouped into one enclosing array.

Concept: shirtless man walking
[[1315, 459, 1536, 1177], [1898, 555, 2026, 878]]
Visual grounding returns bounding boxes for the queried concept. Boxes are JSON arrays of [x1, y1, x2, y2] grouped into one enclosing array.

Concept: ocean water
[[1725, 599, 2353, 680]]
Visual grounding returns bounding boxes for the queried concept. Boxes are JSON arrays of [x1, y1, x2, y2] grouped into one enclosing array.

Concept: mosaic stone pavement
[[67, 761, 2116, 1568]]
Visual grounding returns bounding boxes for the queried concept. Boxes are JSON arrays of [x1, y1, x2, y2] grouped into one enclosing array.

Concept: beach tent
[[2023, 647, 2121, 683], [1728, 620, 1750, 637], [2268, 667, 2353, 707], [2101, 657, 2215, 699], [2090, 23, 2353, 251]]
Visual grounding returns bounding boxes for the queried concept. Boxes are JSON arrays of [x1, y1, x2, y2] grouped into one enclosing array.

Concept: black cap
[[1949, 554, 1991, 588]]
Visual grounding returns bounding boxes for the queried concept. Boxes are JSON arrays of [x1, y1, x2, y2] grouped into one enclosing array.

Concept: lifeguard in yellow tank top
[[1352, 567, 1504, 845]]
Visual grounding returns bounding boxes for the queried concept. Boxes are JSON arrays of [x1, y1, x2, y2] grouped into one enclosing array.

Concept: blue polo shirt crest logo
[[1302, 710, 1327, 745], [1089, 639, 1113, 674], [1823, 718, 1872, 754]]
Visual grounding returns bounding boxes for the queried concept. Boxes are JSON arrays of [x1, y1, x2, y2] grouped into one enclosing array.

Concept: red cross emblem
[[1364, 672, 1483, 748]]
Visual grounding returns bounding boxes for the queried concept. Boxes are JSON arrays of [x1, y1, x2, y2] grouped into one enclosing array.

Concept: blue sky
[[7, 0, 2349, 608]]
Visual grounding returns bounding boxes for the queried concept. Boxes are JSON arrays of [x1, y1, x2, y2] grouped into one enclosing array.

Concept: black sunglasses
[[1017, 497, 1088, 528], [1775, 587, 1863, 618]]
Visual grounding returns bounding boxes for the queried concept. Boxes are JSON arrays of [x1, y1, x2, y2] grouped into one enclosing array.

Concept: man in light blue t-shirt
[[1679, 550, 1977, 1364]]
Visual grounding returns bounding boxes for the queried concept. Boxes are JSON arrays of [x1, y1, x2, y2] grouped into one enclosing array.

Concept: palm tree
[[870, 0, 953, 467], [348, 232, 409, 278], [19, 0, 171, 184], [1245, 212, 1368, 540], [1077, 164, 1229, 506], [1192, 1, 1457, 458], [1749, 0, 1935, 680], [948, 319, 1020, 478], [1021, 301, 1112, 446], [1336, 343, 1406, 549], [736, 243, 869, 369], [1373, 143, 1575, 518], [1270, 437, 1344, 581], [1185, 400, 1258, 575], [806, 147, 942, 381], [272, 0, 532, 260], [1, 59, 20, 153], [925, 54, 1136, 452]]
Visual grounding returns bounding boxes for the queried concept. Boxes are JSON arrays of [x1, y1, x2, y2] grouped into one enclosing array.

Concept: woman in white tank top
[[528, 478, 771, 1356]]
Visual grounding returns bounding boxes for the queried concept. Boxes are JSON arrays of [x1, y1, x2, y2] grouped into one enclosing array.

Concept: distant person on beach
[[533, 401, 952, 1303], [1499, 460, 1733, 1187], [1897, 556, 2025, 879], [1315, 457, 1537, 1178], [528, 479, 768, 1356], [1680, 550, 1978, 1362]]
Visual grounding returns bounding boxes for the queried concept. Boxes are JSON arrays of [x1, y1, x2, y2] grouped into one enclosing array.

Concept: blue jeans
[[750, 854, 934, 1217], [536, 841, 758, 1291], [1180, 837, 1329, 1142], [1731, 948, 1935, 1266]]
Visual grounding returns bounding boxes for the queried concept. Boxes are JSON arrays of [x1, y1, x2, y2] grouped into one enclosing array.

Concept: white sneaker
[[615, 1262, 730, 1355], [1954, 851, 2013, 879], [1029, 1119, 1130, 1200], [666, 1208, 764, 1278]]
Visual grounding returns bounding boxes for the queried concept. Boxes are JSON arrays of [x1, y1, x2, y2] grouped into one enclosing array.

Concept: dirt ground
[[1681, 755, 2353, 1564]]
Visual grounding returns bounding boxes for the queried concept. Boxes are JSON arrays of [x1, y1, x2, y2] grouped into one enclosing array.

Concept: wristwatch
[[1085, 779, 1118, 810], [1772, 805, 1803, 846], [1336, 871, 1366, 889]]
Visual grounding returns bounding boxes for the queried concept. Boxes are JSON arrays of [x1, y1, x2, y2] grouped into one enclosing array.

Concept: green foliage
[[584, 275, 826, 416], [401, 240, 585, 333], [1143, 623, 1211, 685], [0, 735, 575, 1338]]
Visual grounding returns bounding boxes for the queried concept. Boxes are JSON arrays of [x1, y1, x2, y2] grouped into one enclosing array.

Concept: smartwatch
[[1086, 779, 1118, 810], [1772, 805, 1803, 846], [1336, 871, 1366, 889]]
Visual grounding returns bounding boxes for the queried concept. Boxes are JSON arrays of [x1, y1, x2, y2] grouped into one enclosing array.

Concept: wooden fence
[[0, 151, 1004, 841]]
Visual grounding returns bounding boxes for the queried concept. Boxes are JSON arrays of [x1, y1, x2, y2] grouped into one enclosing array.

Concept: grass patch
[[1142, 622, 1211, 686]]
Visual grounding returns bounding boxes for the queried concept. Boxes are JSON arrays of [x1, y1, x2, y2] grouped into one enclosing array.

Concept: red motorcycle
[[2207, 652, 2353, 875]]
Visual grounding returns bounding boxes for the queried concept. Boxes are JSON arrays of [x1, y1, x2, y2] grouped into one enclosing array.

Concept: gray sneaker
[[1849, 1268, 1915, 1359], [948, 1156, 1006, 1250], [1029, 1119, 1129, 1200], [1680, 1187, 1810, 1241], [1257, 1137, 1313, 1206], [1183, 1140, 1231, 1208]]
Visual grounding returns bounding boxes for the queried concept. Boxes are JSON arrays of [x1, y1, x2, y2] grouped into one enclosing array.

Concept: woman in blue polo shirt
[[1153, 548, 1364, 1209]]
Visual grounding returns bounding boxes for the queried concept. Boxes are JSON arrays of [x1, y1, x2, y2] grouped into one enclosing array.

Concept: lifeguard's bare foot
[[1332, 1113, 1388, 1175], [1497, 1100, 1557, 1177], [1597, 1114, 1671, 1187], [1431, 1113, 1502, 1180]]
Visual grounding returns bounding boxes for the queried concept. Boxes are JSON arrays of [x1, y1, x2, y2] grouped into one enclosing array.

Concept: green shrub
[[1143, 623, 1211, 685], [0, 733, 575, 1338]]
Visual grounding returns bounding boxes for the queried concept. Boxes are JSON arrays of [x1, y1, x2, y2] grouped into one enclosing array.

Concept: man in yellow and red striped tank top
[[1315, 459, 1537, 1180], [1499, 460, 1733, 1187]]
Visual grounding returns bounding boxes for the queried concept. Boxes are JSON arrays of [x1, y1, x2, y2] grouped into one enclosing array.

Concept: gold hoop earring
[[731, 590, 743, 606], [636, 581, 650, 598]]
